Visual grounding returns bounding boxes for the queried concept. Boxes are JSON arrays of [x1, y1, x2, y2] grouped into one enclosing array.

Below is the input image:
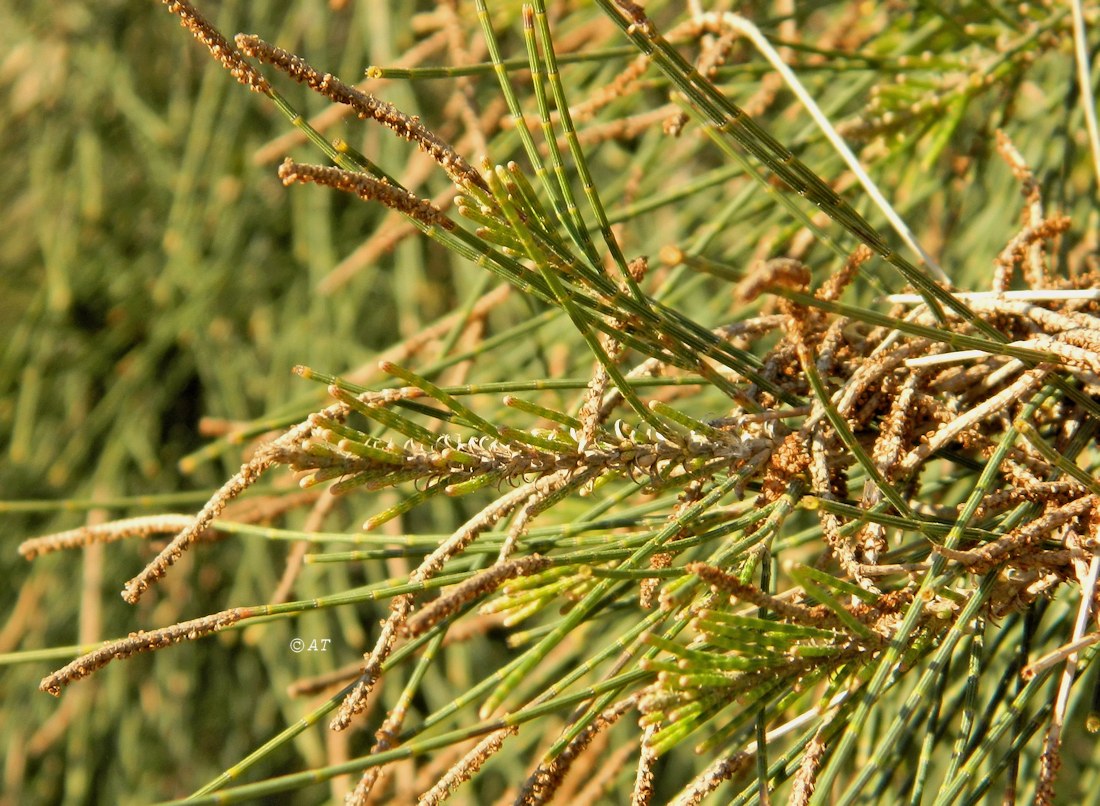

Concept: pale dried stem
[[691, 10, 948, 282], [887, 290, 1100, 304], [898, 366, 1050, 475]]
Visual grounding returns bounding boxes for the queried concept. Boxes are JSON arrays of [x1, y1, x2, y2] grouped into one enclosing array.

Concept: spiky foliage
[[11, 0, 1100, 803]]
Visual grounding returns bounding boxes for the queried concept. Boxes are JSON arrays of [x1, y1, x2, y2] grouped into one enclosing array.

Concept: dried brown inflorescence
[[517, 695, 638, 805], [162, 0, 270, 94], [121, 451, 279, 603], [18, 514, 200, 559], [417, 727, 519, 806], [40, 608, 251, 696], [403, 554, 552, 638], [235, 34, 486, 192], [277, 159, 454, 230]]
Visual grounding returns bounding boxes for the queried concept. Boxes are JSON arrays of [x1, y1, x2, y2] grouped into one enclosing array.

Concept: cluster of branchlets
[[274, 413, 780, 500], [632, 563, 919, 740], [836, 10, 1068, 143], [249, 169, 1095, 788]]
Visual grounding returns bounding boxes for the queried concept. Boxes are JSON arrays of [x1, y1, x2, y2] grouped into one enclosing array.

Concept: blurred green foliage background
[[0, 2, 491, 802]]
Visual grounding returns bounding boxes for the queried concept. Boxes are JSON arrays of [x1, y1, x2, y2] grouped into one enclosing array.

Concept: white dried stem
[[899, 366, 1050, 475]]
